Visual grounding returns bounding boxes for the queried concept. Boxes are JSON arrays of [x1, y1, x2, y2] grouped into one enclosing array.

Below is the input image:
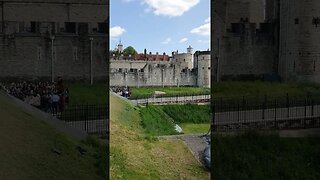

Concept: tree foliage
[[123, 46, 137, 56]]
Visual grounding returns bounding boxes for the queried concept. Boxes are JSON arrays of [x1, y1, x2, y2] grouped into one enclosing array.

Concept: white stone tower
[[117, 39, 123, 54], [195, 51, 211, 88]]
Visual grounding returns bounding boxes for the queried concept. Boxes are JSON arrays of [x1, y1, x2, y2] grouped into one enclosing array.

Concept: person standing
[[52, 92, 60, 115]]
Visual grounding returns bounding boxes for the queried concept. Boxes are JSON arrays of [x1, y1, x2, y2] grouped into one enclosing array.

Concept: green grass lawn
[[0, 92, 107, 179], [213, 132, 320, 179], [130, 87, 210, 99], [65, 83, 107, 105], [110, 93, 209, 179], [180, 123, 210, 134]]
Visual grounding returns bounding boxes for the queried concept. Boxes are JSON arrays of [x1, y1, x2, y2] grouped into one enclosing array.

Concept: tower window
[[312, 17, 320, 27], [294, 18, 299, 24], [98, 23, 108, 34], [30, 22, 40, 33], [78, 23, 88, 35], [65, 22, 76, 33]]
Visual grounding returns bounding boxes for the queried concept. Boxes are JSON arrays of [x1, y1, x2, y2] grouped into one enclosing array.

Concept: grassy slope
[[140, 105, 179, 136], [139, 105, 210, 135], [213, 132, 320, 179], [110, 93, 209, 179], [0, 94, 107, 179], [130, 87, 210, 99], [65, 83, 107, 105]]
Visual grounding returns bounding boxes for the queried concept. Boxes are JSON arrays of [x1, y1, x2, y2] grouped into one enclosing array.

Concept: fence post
[[304, 98, 307, 128], [274, 99, 277, 129], [312, 99, 314, 116], [237, 102, 240, 126], [242, 96, 246, 123], [86, 104, 88, 132], [262, 97, 265, 120], [286, 93, 289, 118]]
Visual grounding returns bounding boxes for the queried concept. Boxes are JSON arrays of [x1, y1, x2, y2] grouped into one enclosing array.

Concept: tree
[[123, 46, 137, 56]]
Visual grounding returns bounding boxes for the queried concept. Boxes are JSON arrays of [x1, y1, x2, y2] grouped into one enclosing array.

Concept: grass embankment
[[213, 132, 320, 179], [130, 87, 210, 99], [0, 93, 107, 179], [140, 104, 210, 135], [65, 83, 107, 105], [212, 81, 320, 100], [110, 94, 209, 179]]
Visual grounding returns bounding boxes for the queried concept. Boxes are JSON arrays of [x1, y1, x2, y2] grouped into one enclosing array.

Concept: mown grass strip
[[130, 87, 210, 99]]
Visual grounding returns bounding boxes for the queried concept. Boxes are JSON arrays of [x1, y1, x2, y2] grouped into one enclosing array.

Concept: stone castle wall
[[109, 55, 208, 87], [0, 0, 108, 82], [213, 0, 278, 81], [279, 0, 320, 83]]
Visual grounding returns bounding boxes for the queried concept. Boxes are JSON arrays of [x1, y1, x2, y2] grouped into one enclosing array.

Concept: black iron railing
[[212, 95, 320, 132], [53, 104, 108, 135]]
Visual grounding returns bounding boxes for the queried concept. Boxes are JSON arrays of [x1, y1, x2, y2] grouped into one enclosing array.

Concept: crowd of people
[[0, 78, 69, 114], [111, 86, 131, 97]]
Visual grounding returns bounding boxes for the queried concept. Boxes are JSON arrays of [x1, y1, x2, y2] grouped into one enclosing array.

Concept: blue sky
[[110, 0, 210, 55]]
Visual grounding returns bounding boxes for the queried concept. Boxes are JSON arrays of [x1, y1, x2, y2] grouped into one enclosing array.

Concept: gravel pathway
[[159, 134, 209, 164]]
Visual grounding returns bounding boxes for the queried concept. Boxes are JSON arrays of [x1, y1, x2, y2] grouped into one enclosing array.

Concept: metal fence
[[53, 104, 108, 135], [132, 93, 211, 105], [213, 95, 320, 132]]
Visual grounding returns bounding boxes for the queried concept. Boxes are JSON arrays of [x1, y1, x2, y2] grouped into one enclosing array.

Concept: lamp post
[[125, 72, 128, 88], [51, 36, 55, 82], [162, 69, 164, 88], [90, 37, 93, 85], [137, 69, 140, 88]]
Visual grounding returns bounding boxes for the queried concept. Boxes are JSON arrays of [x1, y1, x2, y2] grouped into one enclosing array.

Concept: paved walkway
[[130, 94, 211, 105], [214, 105, 320, 131]]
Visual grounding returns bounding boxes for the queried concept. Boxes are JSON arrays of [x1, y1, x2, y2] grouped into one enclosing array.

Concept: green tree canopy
[[123, 46, 138, 56]]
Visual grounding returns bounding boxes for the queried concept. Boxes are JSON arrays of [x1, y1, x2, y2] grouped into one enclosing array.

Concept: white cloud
[[143, 0, 200, 17], [161, 37, 172, 44], [110, 26, 126, 38], [205, 17, 210, 23], [190, 18, 210, 36], [197, 39, 210, 44], [179, 38, 188, 43]]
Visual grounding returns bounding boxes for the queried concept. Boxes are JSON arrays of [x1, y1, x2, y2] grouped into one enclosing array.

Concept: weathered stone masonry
[[0, 0, 108, 82]]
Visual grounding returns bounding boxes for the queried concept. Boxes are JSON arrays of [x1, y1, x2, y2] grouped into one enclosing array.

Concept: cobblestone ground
[[159, 134, 209, 165]]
